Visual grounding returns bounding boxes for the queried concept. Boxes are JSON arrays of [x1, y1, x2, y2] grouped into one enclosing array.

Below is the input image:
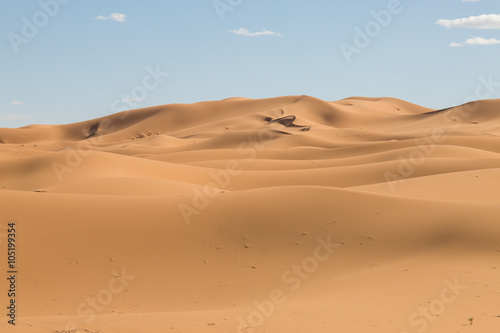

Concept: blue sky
[[1, 0, 499, 128]]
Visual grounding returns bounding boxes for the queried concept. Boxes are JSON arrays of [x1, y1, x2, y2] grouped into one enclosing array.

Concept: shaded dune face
[[1, 95, 500, 333]]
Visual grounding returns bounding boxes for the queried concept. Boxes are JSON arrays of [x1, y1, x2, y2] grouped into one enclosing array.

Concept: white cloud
[[94, 13, 127, 23], [10, 100, 24, 106], [230, 28, 283, 37], [436, 13, 500, 29], [462, 0, 480, 2], [0, 114, 29, 121], [464, 36, 500, 45], [450, 36, 500, 47]]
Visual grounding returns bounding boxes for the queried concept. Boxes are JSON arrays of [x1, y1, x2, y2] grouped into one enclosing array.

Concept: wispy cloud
[[450, 36, 500, 47], [10, 100, 25, 106], [230, 28, 283, 37], [436, 13, 500, 29], [462, 0, 480, 2], [0, 114, 29, 121], [94, 13, 127, 23]]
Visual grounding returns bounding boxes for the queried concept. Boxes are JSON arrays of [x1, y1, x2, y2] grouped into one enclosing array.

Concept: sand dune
[[1, 96, 500, 332]]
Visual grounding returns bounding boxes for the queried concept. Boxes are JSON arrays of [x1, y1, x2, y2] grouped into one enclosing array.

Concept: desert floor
[[1, 95, 499, 332]]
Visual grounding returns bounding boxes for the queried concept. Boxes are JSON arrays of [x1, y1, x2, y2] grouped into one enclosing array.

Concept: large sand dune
[[1, 95, 499, 332]]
